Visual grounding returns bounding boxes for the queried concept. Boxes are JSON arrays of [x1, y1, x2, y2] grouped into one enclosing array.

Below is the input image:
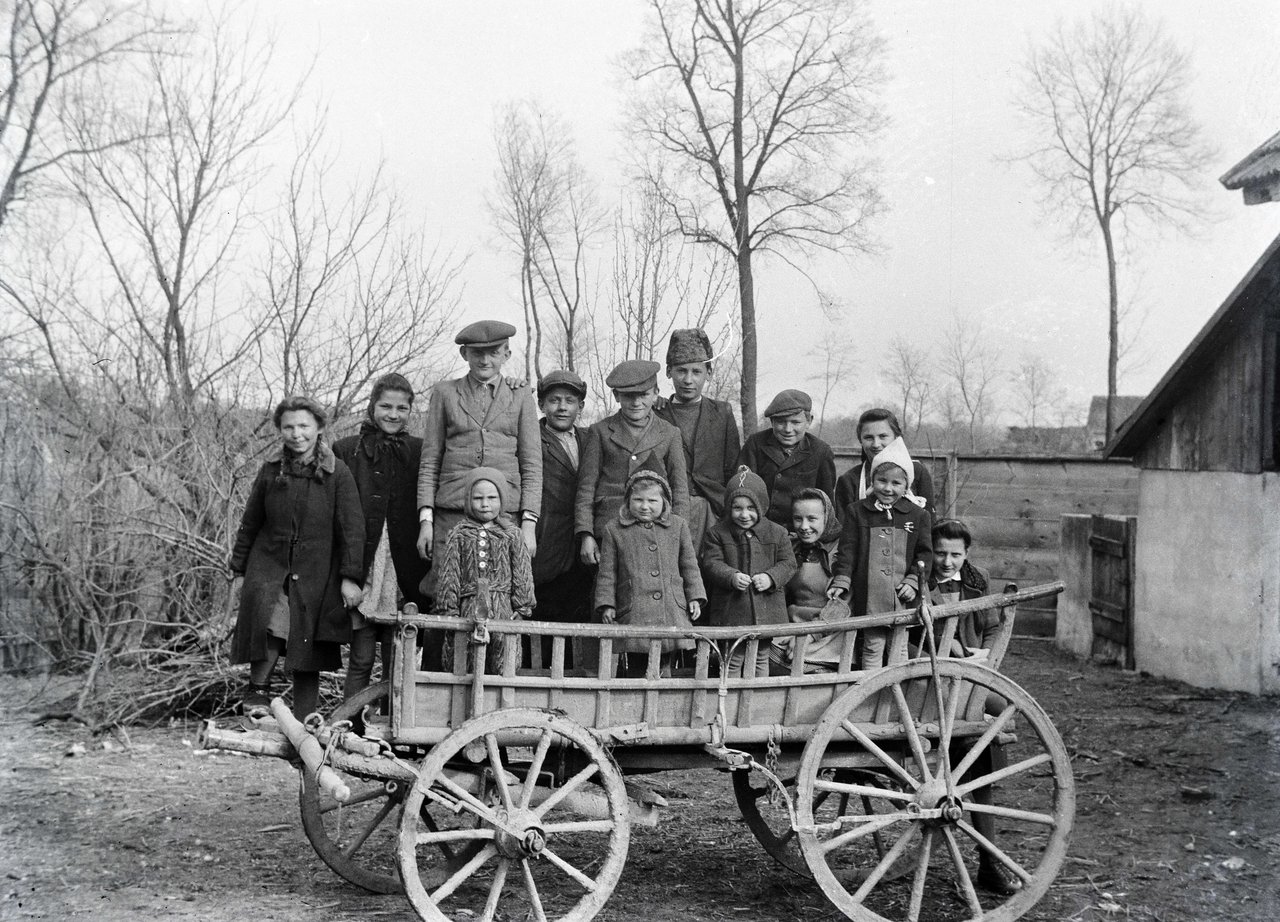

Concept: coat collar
[[618, 503, 672, 528], [457, 374, 513, 428], [757, 431, 812, 468], [859, 494, 917, 515], [540, 419, 583, 470], [605, 412, 662, 454]]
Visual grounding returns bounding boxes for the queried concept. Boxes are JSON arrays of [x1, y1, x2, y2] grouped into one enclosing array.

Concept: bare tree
[[938, 315, 1001, 452], [885, 336, 933, 439], [627, 0, 886, 426], [1009, 354, 1064, 431], [0, 0, 178, 236], [807, 292, 853, 436], [489, 100, 603, 378], [1014, 7, 1213, 441]]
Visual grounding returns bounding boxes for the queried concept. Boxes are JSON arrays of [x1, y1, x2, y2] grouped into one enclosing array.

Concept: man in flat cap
[[530, 369, 591, 668], [735, 388, 837, 528], [654, 328, 740, 551], [417, 321, 542, 625]]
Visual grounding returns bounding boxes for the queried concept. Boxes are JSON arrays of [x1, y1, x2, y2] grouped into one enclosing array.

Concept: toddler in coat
[[828, 437, 932, 669], [595, 470, 705, 678], [434, 467, 536, 673], [703, 466, 797, 677]]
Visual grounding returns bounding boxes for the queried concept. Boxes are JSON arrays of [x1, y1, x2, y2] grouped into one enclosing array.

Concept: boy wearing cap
[[532, 370, 592, 667], [575, 359, 691, 566], [655, 328, 740, 552], [735, 389, 837, 528], [416, 321, 542, 595]]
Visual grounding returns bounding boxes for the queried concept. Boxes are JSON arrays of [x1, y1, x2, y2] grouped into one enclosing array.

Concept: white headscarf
[[860, 437, 926, 508]]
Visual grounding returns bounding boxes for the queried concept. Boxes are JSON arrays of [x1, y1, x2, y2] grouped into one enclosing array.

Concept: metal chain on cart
[[764, 731, 782, 805]]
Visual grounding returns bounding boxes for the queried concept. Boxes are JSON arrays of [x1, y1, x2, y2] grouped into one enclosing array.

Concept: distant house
[[1106, 229, 1280, 693], [1084, 395, 1144, 452], [1221, 129, 1280, 205]]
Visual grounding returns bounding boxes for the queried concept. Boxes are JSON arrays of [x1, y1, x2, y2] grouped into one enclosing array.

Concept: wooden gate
[[1088, 515, 1136, 668]]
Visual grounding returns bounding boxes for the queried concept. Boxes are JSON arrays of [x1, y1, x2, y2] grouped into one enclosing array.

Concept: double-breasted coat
[[333, 429, 429, 607], [416, 375, 542, 516], [654, 396, 740, 546], [574, 414, 691, 542], [229, 445, 365, 672], [830, 496, 933, 617], [702, 518, 798, 626], [533, 419, 587, 586], [594, 507, 706, 653], [735, 431, 837, 528]]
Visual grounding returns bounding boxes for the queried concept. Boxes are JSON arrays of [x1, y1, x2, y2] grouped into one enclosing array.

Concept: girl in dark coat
[[230, 397, 364, 717], [332, 373, 430, 700], [702, 466, 797, 676], [595, 469, 705, 677], [833, 408, 936, 517]]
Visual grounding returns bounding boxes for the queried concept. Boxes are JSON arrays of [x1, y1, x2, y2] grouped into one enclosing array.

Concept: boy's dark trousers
[[531, 562, 594, 672]]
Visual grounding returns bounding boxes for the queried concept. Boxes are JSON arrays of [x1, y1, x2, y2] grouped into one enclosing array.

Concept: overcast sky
[[244, 0, 1280, 417]]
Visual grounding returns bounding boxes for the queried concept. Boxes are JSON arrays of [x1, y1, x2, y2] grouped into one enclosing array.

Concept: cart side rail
[[373, 581, 1061, 747]]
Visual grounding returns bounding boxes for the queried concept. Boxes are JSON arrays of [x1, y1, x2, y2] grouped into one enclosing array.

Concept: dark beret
[[455, 320, 518, 348]]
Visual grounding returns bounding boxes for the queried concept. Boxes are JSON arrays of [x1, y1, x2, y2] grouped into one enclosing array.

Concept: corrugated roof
[[1107, 229, 1280, 458], [1221, 128, 1280, 189]]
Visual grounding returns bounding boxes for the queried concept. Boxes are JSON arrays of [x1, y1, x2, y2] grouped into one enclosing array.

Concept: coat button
[[882, 548, 891, 556], [631, 455, 637, 461], [650, 569, 660, 577], [649, 544, 657, 551], [290, 574, 299, 581], [652, 591, 662, 600]]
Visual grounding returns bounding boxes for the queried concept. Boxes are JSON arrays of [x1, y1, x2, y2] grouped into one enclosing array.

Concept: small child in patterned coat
[[434, 467, 536, 672], [828, 437, 932, 670], [595, 469, 705, 677]]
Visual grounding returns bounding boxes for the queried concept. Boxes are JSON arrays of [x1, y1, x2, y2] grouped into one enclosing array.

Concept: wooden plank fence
[[833, 450, 1139, 634]]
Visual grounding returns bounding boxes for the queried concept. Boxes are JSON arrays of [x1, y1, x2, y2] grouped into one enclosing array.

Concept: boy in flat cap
[[735, 388, 837, 528], [654, 328, 740, 552], [576, 359, 691, 564], [417, 321, 542, 629], [531, 369, 592, 669]]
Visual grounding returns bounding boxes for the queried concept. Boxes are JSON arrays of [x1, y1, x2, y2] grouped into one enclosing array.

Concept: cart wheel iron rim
[[299, 681, 405, 894], [397, 707, 631, 922], [795, 659, 1075, 922]]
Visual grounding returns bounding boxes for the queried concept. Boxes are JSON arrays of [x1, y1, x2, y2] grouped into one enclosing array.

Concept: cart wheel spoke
[[533, 761, 599, 818], [414, 826, 496, 848], [852, 824, 919, 903], [940, 671, 965, 752], [434, 771, 504, 824], [941, 825, 983, 917], [964, 800, 1057, 827], [430, 842, 497, 904], [518, 729, 554, 809], [840, 719, 921, 791], [906, 827, 934, 922], [957, 819, 1033, 884], [952, 704, 1017, 781], [540, 819, 616, 835], [891, 683, 932, 782], [318, 784, 391, 813], [812, 778, 913, 804], [520, 857, 548, 922], [541, 844, 598, 891], [822, 813, 905, 855], [342, 795, 399, 858], [479, 858, 511, 922], [485, 733, 516, 812], [955, 751, 1053, 798]]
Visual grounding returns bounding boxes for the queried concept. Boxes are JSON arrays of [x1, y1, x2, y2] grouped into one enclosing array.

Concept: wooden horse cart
[[201, 581, 1073, 922]]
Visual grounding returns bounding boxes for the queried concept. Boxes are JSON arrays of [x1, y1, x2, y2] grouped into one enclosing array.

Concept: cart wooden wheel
[[397, 707, 631, 922], [299, 681, 410, 893], [734, 767, 910, 880], [796, 660, 1074, 922]]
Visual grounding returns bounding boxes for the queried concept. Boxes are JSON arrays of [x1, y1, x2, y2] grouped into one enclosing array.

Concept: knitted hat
[[723, 465, 769, 519], [869, 437, 915, 490], [461, 466, 509, 516], [624, 467, 672, 503], [665, 328, 714, 366], [606, 359, 661, 394], [763, 389, 812, 418]]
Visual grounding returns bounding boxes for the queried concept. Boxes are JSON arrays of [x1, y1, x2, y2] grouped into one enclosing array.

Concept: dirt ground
[[1, 638, 1277, 922]]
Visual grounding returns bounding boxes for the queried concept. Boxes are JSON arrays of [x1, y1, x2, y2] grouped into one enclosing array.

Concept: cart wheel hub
[[914, 779, 965, 825], [492, 808, 547, 859]]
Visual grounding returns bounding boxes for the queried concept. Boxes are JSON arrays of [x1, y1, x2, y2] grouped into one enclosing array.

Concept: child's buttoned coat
[[702, 518, 798, 626], [735, 430, 837, 527], [575, 413, 691, 541], [830, 496, 933, 617]]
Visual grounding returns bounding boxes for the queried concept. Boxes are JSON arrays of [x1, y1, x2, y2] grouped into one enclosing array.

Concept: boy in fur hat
[[735, 389, 837, 528], [654, 328, 741, 551], [434, 467, 536, 673], [828, 437, 933, 669], [595, 469, 705, 678], [703, 466, 797, 677]]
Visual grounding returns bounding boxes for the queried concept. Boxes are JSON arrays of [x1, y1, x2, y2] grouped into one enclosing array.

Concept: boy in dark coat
[[654, 328, 740, 551], [828, 437, 932, 669], [333, 373, 430, 698], [575, 359, 691, 563], [596, 470, 705, 677], [735, 389, 837, 528], [531, 370, 591, 669], [702, 466, 797, 676]]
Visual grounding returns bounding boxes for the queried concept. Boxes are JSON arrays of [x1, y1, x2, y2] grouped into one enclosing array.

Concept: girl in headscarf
[[333, 373, 430, 699], [771, 487, 847, 672]]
